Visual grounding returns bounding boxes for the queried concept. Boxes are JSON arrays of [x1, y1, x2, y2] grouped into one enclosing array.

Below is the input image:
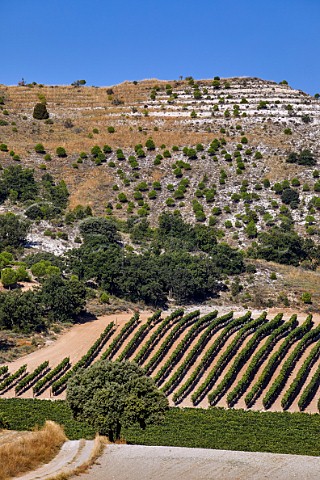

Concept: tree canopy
[[67, 360, 168, 441], [0, 213, 30, 250], [248, 227, 320, 267]]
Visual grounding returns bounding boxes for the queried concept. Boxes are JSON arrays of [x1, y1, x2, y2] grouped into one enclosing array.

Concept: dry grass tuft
[[0, 421, 66, 480]]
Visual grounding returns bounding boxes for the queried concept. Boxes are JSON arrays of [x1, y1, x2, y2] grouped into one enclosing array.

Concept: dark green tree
[[246, 220, 258, 238], [298, 149, 316, 166], [72, 80, 86, 86], [40, 275, 86, 322], [67, 360, 168, 441], [79, 217, 120, 245], [249, 228, 309, 266], [0, 213, 30, 249], [1, 165, 38, 202], [0, 290, 44, 332], [286, 149, 316, 166], [33, 103, 49, 120], [281, 188, 300, 208]]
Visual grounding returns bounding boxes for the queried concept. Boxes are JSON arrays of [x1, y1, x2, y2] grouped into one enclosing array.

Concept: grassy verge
[[0, 421, 66, 479], [1, 399, 320, 456]]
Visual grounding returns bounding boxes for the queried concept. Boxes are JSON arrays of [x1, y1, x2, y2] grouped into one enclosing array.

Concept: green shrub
[[136, 181, 148, 191], [291, 178, 300, 187], [153, 181, 161, 190], [136, 148, 145, 158], [287, 150, 315, 166], [148, 190, 157, 199], [257, 100, 268, 110], [1, 268, 18, 288], [91, 145, 102, 157], [100, 292, 110, 304], [301, 292, 312, 304], [116, 149, 125, 160], [166, 198, 175, 207], [33, 103, 49, 120], [145, 138, 155, 150], [34, 143, 45, 154], [57, 232, 68, 241], [301, 114, 312, 124], [103, 145, 112, 154], [118, 193, 128, 203], [16, 266, 30, 282], [56, 147, 67, 157]]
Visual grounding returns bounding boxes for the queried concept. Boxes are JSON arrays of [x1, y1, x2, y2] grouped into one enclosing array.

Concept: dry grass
[[0, 421, 66, 480], [244, 259, 320, 313]]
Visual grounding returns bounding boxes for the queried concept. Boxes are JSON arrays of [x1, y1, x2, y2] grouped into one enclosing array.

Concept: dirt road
[[74, 444, 320, 480]]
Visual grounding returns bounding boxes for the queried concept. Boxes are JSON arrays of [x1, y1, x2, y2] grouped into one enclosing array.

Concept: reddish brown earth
[[1, 308, 319, 413]]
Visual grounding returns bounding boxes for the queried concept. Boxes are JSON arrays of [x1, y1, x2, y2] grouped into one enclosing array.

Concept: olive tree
[[67, 360, 169, 441]]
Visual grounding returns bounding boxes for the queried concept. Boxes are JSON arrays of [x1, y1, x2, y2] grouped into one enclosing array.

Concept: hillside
[[0, 76, 320, 311], [1, 77, 319, 223]]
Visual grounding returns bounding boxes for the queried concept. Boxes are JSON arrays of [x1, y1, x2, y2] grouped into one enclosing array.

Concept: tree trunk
[[115, 420, 121, 441], [108, 429, 115, 443], [109, 420, 121, 442]]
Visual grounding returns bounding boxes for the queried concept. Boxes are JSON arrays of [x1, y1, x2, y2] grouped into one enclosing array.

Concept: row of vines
[[1, 309, 320, 412]]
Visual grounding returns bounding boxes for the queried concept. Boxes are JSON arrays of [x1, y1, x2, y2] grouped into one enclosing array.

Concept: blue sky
[[1, 0, 319, 94]]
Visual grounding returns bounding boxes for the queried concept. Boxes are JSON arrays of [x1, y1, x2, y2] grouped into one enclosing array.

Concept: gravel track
[[73, 444, 320, 480], [16, 439, 95, 480]]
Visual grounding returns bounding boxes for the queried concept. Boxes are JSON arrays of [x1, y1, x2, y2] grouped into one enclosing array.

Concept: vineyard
[[1, 309, 320, 413]]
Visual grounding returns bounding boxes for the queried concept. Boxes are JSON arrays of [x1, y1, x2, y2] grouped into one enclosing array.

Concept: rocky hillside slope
[[1, 76, 320, 309], [0, 77, 319, 219]]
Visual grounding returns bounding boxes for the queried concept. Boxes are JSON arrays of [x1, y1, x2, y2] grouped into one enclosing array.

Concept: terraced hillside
[[1, 309, 320, 414], [1, 77, 320, 240]]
